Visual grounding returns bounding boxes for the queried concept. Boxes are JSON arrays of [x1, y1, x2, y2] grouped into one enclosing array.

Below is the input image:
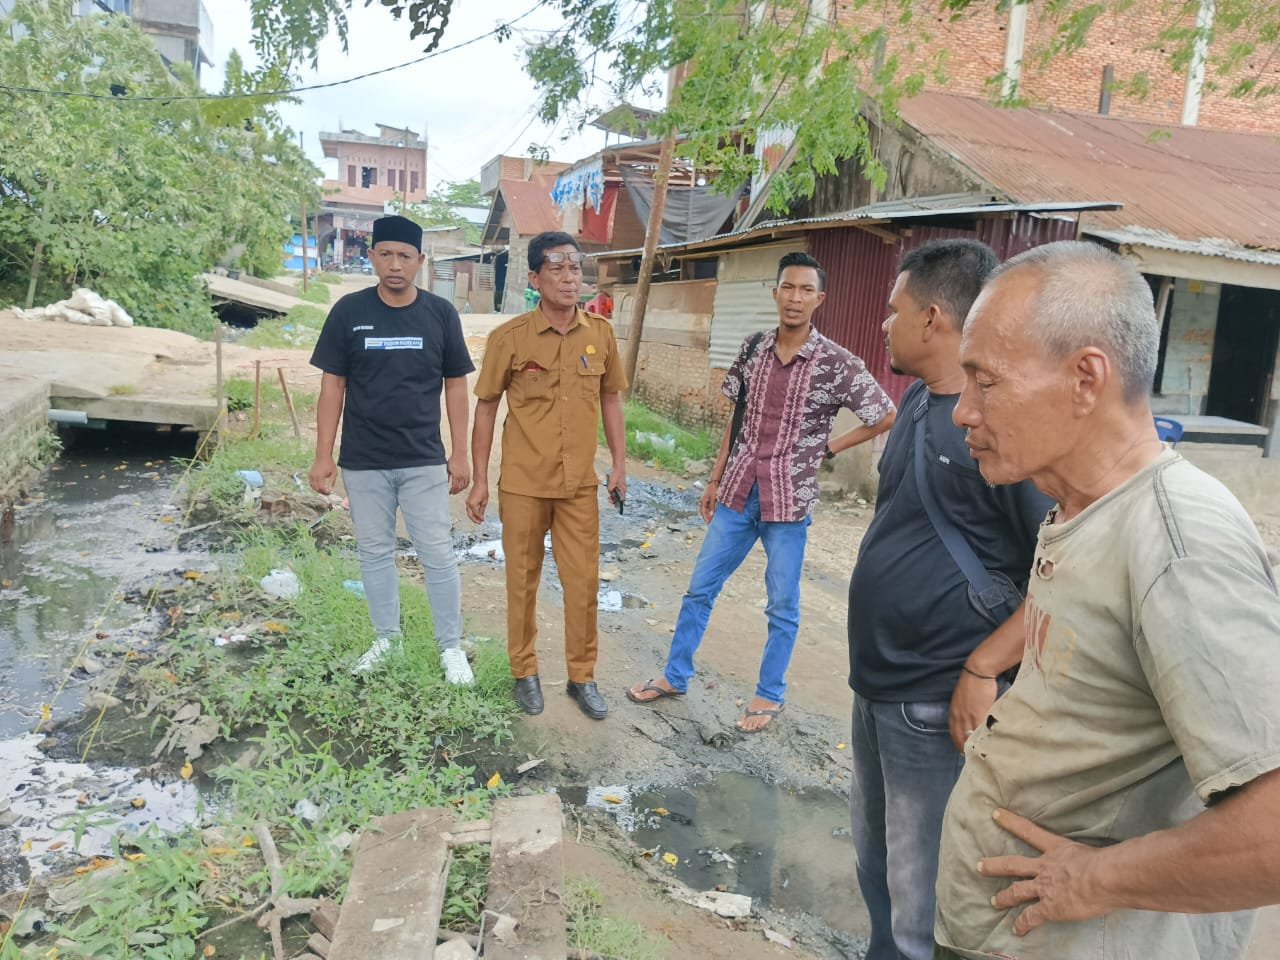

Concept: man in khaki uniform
[[467, 231, 628, 720]]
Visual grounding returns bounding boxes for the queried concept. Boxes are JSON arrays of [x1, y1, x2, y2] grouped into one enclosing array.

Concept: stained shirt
[[718, 327, 894, 522], [474, 307, 628, 498]]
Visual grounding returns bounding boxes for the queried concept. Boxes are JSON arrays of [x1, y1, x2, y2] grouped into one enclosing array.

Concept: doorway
[[1206, 285, 1280, 423]]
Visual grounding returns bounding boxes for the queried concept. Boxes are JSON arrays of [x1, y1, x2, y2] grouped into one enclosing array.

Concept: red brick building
[[835, 1, 1280, 133]]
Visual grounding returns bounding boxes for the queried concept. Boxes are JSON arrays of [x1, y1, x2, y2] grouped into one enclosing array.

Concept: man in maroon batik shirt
[[627, 252, 896, 731]]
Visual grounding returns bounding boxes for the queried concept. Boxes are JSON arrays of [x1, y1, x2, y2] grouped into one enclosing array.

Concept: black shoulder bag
[[728, 331, 767, 452], [911, 395, 1023, 630]]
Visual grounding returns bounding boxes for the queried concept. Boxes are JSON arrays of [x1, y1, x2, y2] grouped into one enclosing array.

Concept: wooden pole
[[277, 367, 302, 439], [300, 131, 310, 291], [252, 360, 262, 439], [621, 130, 676, 393]]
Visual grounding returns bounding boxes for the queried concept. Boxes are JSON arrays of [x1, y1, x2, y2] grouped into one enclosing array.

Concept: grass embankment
[[239, 304, 327, 351], [294, 280, 331, 305], [608, 399, 719, 474]]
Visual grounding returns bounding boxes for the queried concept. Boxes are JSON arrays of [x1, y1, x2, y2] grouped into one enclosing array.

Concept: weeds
[[566, 880, 666, 960], [240, 304, 326, 350], [26, 428, 63, 469], [313, 272, 342, 285], [607, 400, 718, 473], [295, 281, 331, 305]]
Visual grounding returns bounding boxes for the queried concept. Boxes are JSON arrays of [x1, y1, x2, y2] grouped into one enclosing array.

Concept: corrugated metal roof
[[1087, 226, 1280, 266], [594, 196, 1115, 260], [496, 177, 562, 236], [898, 91, 1280, 256]]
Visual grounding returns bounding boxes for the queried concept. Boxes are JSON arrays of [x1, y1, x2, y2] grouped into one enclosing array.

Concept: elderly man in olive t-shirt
[[466, 231, 628, 721], [933, 241, 1280, 960]]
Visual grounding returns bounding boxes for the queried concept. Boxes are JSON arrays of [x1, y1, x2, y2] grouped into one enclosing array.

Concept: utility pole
[[299, 131, 310, 291], [622, 131, 675, 392]]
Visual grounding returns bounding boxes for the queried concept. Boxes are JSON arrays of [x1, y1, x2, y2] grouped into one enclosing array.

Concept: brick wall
[[0, 381, 52, 498], [834, 2, 1280, 133]]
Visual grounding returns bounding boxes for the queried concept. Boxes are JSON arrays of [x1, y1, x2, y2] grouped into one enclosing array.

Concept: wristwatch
[[824, 445, 836, 461]]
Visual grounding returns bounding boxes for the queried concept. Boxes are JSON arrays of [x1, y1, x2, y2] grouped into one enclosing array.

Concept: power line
[[0, 2, 544, 103]]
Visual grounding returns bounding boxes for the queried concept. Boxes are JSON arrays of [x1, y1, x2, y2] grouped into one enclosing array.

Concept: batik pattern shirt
[[718, 327, 894, 522]]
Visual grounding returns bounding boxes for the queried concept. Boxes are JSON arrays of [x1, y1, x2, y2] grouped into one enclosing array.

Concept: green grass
[[37, 524, 518, 958], [314, 271, 342, 285], [295, 280, 331, 305], [240, 304, 326, 350], [608, 399, 719, 474], [187, 433, 314, 510], [567, 880, 666, 960]]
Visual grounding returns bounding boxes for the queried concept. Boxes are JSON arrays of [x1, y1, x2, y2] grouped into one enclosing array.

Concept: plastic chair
[[1154, 416, 1184, 445]]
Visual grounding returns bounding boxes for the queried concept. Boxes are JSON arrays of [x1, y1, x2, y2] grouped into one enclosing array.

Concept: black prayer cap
[[372, 215, 423, 252]]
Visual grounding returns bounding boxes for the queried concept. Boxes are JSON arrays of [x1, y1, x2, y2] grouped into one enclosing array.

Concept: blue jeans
[[343, 465, 461, 650], [663, 485, 809, 704], [850, 695, 964, 960]]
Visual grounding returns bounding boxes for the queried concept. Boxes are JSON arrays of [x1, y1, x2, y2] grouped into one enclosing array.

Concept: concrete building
[[75, 0, 214, 79], [315, 125, 428, 267]]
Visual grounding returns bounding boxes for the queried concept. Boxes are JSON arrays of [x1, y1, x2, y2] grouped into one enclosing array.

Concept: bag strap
[[728, 330, 767, 451], [911, 394, 1007, 614]]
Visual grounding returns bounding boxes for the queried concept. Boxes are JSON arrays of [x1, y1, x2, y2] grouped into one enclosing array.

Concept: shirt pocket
[[512, 358, 552, 401], [576, 361, 605, 397]]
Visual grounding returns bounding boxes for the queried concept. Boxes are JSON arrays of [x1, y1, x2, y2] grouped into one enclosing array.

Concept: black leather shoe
[[567, 681, 608, 720], [513, 675, 544, 715]]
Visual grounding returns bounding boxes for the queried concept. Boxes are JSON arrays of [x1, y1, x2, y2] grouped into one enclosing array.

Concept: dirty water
[[562, 772, 861, 939], [0, 429, 203, 738]]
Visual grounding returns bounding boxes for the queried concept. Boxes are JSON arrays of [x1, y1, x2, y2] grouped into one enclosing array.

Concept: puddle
[[563, 773, 861, 936], [0, 734, 200, 888], [0, 428, 202, 738]]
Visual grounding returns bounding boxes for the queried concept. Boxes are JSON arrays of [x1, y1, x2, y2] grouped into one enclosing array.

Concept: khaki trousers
[[499, 486, 600, 683]]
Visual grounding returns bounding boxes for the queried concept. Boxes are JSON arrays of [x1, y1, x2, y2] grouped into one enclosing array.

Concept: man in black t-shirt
[[309, 215, 476, 683], [846, 240, 1051, 960]]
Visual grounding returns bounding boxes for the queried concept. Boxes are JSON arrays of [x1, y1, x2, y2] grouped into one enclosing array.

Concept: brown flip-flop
[[735, 704, 784, 733], [625, 680, 684, 704]]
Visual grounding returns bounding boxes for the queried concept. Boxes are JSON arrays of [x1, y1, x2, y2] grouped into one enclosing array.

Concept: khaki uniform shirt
[[475, 307, 628, 498], [935, 450, 1280, 960]]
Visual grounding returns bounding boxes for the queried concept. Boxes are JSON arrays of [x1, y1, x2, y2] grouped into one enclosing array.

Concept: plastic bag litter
[[260, 568, 300, 600]]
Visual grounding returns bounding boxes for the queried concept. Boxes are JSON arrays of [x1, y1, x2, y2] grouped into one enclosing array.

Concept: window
[[410, 170, 420, 193], [399, 169, 407, 192], [386, 169, 395, 189], [361, 166, 375, 188], [347, 165, 356, 187]]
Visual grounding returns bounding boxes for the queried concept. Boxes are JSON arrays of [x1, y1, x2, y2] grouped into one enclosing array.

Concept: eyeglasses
[[544, 251, 585, 265]]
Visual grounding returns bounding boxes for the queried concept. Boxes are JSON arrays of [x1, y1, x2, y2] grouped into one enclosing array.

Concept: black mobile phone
[[607, 475, 624, 514]]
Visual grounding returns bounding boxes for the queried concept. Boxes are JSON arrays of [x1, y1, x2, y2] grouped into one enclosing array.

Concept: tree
[[392, 179, 486, 244], [247, 0, 1278, 214], [0, 1, 320, 334]]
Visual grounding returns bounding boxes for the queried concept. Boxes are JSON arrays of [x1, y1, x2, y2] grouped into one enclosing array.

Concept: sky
[[205, 0, 657, 190]]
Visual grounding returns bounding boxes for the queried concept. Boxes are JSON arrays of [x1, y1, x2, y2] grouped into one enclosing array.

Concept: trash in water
[[342, 579, 366, 599], [260, 568, 300, 599], [598, 589, 622, 612], [235, 470, 264, 489], [466, 539, 505, 562]]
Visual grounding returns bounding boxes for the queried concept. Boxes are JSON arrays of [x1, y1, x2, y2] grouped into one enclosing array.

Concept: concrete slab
[[202, 273, 302, 315], [482, 794, 566, 960]]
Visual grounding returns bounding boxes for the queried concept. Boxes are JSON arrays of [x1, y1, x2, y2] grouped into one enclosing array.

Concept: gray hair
[[992, 241, 1158, 402]]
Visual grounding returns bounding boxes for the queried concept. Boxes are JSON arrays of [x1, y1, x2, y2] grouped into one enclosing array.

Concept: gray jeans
[[343, 465, 460, 650]]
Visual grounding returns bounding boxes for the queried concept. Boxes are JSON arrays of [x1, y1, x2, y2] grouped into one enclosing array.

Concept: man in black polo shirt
[[846, 240, 1051, 960], [309, 215, 476, 684]]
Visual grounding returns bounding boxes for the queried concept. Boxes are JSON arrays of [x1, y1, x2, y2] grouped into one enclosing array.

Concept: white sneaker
[[352, 636, 402, 675], [441, 647, 475, 686]]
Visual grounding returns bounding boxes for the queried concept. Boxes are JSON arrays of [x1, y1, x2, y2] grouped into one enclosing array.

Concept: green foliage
[[296, 280, 332, 304], [49, 827, 211, 960], [391, 178, 486, 245], [314, 271, 343, 285], [27, 428, 63, 469], [566, 879, 666, 960], [240, 304, 327, 349], [612, 399, 717, 473], [0, 2, 320, 334], [186, 432, 314, 510]]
